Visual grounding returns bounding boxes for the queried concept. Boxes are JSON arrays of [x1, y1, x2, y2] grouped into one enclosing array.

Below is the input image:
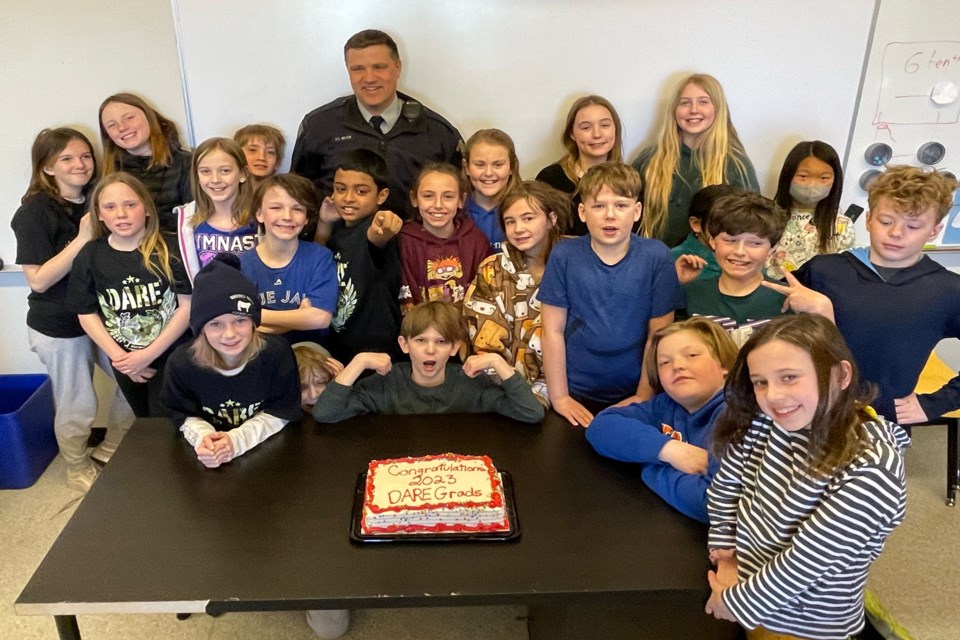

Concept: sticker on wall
[[864, 143, 893, 166], [859, 169, 883, 191], [917, 141, 946, 165], [931, 80, 959, 106]]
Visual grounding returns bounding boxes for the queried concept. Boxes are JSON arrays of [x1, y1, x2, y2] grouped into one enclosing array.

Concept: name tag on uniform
[[333, 135, 353, 143]]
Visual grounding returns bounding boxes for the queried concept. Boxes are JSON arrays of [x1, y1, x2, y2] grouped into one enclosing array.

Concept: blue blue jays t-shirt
[[466, 194, 505, 253], [538, 235, 681, 403], [239, 241, 338, 345]]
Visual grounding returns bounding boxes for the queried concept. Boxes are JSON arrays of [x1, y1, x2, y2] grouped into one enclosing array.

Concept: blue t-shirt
[[193, 220, 258, 268], [538, 235, 681, 403], [466, 194, 504, 253], [239, 241, 338, 345]]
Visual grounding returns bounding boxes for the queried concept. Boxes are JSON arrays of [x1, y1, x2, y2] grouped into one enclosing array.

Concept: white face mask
[[789, 183, 831, 207]]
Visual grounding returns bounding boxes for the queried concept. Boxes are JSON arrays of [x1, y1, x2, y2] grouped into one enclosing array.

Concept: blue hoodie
[[585, 390, 725, 522]]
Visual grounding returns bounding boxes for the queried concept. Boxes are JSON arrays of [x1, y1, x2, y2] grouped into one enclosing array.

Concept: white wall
[[0, 0, 187, 373], [172, 0, 875, 196]]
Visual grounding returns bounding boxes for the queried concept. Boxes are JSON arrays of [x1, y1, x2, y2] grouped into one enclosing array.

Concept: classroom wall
[[172, 0, 875, 194], [0, 0, 188, 374]]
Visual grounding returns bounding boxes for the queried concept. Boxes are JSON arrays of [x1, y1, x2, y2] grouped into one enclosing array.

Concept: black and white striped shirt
[[708, 414, 909, 640]]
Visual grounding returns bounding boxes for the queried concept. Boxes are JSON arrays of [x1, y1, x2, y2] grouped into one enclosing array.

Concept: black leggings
[[113, 354, 170, 419]]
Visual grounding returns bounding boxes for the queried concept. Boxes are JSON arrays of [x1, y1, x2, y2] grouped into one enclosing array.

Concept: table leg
[[54, 615, 81, 640], [947, 419, 959, 507], [528, 599, 740, 640]]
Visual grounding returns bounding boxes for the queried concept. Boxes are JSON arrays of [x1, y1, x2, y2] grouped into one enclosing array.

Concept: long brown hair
[[774, 141, 844, 253], [713, 314, 875, 477], [498, 181, 569, 269], [559, 95, 624, 184], [23, 128, 98, 203], [99, 93, 183, 172]]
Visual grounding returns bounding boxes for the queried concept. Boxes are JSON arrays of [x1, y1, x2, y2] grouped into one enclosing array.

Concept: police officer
[[291, 30, 463, 220]]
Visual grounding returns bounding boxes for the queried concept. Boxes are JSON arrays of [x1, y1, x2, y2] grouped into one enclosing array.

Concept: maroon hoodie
[[399, 214, 491, 310]]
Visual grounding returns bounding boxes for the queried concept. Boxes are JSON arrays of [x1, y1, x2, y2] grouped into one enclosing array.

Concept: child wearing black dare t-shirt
[[161, 255, 301, 468], [67, 173, 192, 418]]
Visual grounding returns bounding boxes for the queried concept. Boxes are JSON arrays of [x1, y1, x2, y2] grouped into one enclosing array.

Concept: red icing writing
[[387, 485, 483, 505]]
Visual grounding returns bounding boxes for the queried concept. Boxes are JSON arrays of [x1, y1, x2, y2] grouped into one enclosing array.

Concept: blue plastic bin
[[0, 374, 58, 489]]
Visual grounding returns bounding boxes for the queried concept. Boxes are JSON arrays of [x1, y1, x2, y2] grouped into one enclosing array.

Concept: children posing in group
[[705, 314, 908, 640], [682, 192, 788, 326], [239, 174, 337, 346], [634, 74, 759, 247], [536, 95, 625, 236], [322, 149, 404, 361], [463, 180, 569, 407], [175, 138, 255, 283], [67, 172, 192, 418], [775, 165, 960, 425], [99, 93, 191, 234], [399, 163, 491, 309], [540, 162, 682, 426], [462, 128, 522, 251], [12, 128, 135, 492], [586, 318, 737, 522], [161, 255, 301, 469], [312, 301, 544, 424], [766, 140, 855, 280]]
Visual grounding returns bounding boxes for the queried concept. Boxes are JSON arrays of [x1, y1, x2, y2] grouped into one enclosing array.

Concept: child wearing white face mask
[[765, 141, 855, 280]]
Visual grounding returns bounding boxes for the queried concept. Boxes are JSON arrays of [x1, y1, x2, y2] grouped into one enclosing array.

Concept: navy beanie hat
[[189, 254, 261, 335]]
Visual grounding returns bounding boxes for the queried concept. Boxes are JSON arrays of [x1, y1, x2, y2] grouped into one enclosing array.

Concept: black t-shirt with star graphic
[[325, 216, 402, 362], [66, 237, 192, 353], [161, 334, 301, 430]]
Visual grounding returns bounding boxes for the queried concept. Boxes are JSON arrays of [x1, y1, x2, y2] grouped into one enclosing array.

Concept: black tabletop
[[17, 412, 715, 615]]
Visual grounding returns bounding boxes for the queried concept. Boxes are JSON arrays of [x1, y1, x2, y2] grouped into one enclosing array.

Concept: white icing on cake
[[361, 453, 510, 534]]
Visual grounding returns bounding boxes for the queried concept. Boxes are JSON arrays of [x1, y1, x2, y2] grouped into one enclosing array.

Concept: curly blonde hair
[[867, 165, 958, 222]]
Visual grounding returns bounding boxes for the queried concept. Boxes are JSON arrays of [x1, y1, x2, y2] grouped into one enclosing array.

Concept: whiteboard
[[0, 0, 188, 270], [842, 0, 960, 247], [171, 0, 876, 204]]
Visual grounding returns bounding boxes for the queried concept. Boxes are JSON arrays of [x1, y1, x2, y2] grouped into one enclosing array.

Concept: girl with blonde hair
[[633, 74, 759, 247], [67, 172, 192, 417]]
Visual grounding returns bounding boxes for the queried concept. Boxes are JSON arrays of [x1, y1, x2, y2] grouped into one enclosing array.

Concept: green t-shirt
[[670, 233, 721, 282], [633, 144, 760, 248], [681, 276, 784, 325]]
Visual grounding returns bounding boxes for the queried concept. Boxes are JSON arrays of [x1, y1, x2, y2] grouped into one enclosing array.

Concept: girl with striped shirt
[[705, 314, 909, 640]]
